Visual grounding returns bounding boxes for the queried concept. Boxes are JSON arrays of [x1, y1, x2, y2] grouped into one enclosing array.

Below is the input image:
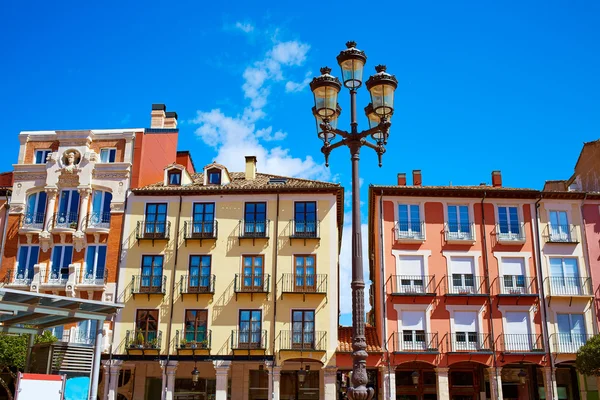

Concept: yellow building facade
[[103, 156, 343, 400]]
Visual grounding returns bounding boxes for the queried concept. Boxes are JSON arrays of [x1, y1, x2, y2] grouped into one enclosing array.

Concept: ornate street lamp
[[411, 371, 420, 386], [191, 363, 199, 386], [311, 42, 398, 400]]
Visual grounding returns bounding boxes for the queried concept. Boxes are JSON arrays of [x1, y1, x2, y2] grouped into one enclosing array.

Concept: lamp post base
[[347, 386, 375, 400]]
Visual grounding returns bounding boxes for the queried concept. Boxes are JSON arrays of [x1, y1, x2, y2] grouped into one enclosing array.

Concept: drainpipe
[[480, 194, 499, 377], [379, 190, 392, 399], [533, 196, 554, 400], [270, 193, 280, 399], [578, 193, 597, 334]]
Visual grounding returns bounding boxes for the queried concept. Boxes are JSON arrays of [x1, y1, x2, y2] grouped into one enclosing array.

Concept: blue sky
[[1, 1, 599, 325]]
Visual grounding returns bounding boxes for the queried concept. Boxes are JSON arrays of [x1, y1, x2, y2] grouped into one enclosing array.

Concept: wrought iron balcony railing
[[495, 222, 526, 243], [544, 224, 578, 243], [279, 330, 326, 351], [85, 212, 111, 230], [551, 333, 593, 353], [231, 329, 267, 350], [391, 332, 439, 353], [125, 330, 162, 350], [43, 270, 69, 286], [445, 275, 487, 295], [131, 275, 166, 295], [175, 329, 212, 350], [21, 212, 45, 230], [444, 222, 475, 242], [183, 220, 218, 240], [78, 269, 108, 286], [234, 274, 270, 293], [388, 275, 436, 295], [180, 274, 215, 295], [289, 220, 320, 239], [449, 333, 493, 353], [545, 276, 593, 296], [498, 275, 537, 296], [500, 334, 545, 353], [281, 273, 327, 294], [239, 220, 270, 239], [136, 221, 171, 241], [52, 212, 79, 230], [5, 269, 32, 286], [395, 221, 425, 241]]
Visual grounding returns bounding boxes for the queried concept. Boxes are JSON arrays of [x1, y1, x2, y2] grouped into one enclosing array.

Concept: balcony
[[131, 275, 166, 298], [279, 330, 326, 351], [41, 270, 69, 288], [180, 274, 215, 298], [500, 334, 545, 353], [394, 221, 425, 242], [76, 269, 108, 288], [551, 333, 593, 353], [4, 269, 32, 287], [183, 220, 217, 244], [20, 212, 45, 232], [497, 276, 538, 297], [135, 221, 171, 244], [231, 329, 267, 350], [280, 274, 327, 300], [448, 333, 493, 353], [545, 276, 593, 298], [175, 329, 212, 353], [495, 223, 526, 244], [234, 274, 270, 300], [51, 212, 79, 231], [125, 330, 162, 353], [387, 275, 436, 296], [543, 224, 578, 244], [238, 220, 270, 245], [444, 222, 475, 243], [445, 275, 488, 296], [289, 220, 320, 245], [85, 212, 111, 232], [391, 332, 439, 353]]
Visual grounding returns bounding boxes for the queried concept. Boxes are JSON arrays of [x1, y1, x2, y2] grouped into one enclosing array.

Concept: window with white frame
[[90, 190, 112, 227], [16, 245, 39, 284], [500, 258, 527, 294], [556, 313, 586, 352], [99, 148, 117, 163], [497, 206, 522, 239], [400, 311, 426, 351], [50, 245, 73, 282], [446, 205, 472, 239], [34, 149, 51, 164], [84, 245, 107, 284], [549, 258, 581, 295], [453, 311, 478, 350], [24, 191, 47, 228], [549, 210, 571, 241], [504, 311, 532, 351], [396, 255, 425, 294], [397, 204, 423, 239], [449, 256, 476, 294]]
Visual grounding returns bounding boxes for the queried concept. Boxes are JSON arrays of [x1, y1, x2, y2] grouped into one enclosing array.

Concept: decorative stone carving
[[58, 171, 80, 187], [9, 203, 25, 215], [39, 231, 52, 253], [86, 151, 99, 162], [73, 232, 86, 252], [110, 202, 125, 213]]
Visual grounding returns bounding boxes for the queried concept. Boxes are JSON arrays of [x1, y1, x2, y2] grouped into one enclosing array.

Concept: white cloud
[[339, 218, 371, 317], [256, 127, 287, 141], [235, 21, 255, 33]]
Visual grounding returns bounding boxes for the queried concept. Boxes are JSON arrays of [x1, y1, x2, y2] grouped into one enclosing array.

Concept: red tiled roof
[[337, 326, 382, 353]]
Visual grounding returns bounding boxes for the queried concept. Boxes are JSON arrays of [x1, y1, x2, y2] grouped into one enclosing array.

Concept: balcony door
[[57, 190, 80, 226], [84, 245, 106, 284], [17, 245, 39, 281], [136, 309, 158, 344], [498, 206, 520, 237], [505, 312, 531, 351], [51, 245, 72, 282], [242, 255, 263, 291], [145, 203, 167, 236], [294, 201, 316, 236], [550, 258, 580, 294], [25, 192, 47, 227], [192, 203, 215, 236], [292, 310, 315, 349], [90, 190, 112, 227], [557, 314, 586, 352], [397, 255, 425, 294], [184, 309, 208, 345], [400, 311, 426, 351], [447, 205, 470, 238], [141, 255, 163, 292], [189, 255, 211, 292], [549, 210, 570, 241], [501, 258, 526, 294], [244, 202, 266, 236], [450, 257, 475, 294], [398, 204, 421, 238], [453, 311, 478, 351], [239, 310, 262, 348], [294, 255, 315, 292]]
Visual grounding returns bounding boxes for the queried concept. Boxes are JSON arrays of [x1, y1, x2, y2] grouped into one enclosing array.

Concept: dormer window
[[208, 169, 221, 185], [34, 149, 51, 164], [168, 171, 182, 186], [100, 148, 117, 163]]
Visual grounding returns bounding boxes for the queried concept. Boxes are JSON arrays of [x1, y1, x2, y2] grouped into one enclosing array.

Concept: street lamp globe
[[313, 104, 341, 143], [310, 67, 342, 118], [365, 65, 398, 117], [365, 103, 392, 143], [191, 366, 199, 384], [336, 41, 367, 89]]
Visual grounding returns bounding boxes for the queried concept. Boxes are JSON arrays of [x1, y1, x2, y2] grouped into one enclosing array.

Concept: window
[[501, 258, 526, 294], [453, 311, 478, 350], [294, 255, 315, 291], [84, 245, 106, 284], [144, 203, 167, 236], [135, 310, 159, 346], [184, 309, 208, 346], [90, 190, 112, 227], [141, 255, 164, 292], [239, 310, 262, 348], [397, 204, 422, 238], [292, 310, 315, 349], [57, 190, 80, 227], [192, 203, 215, 236], [557, 314, 586, 352], [450, 257, 476, 294], [99, 148, 116, 163], [400, 311, 426, 351], [242, 255, 264, 291], [549, 258, 580, 294], [498, 206, 521, 238], [397, 255, 425, 294], [168, 170, 181, 185], [207, 168, 221, 185], [189, 255, 211, 292], [16, 245, 39, 283], [244, 202, 266, 236], [447, 205, 471, 239], [24, 192, 47, 228], [549, 210, 571, 241], [504, 312, 531, 351], [294, 201, 317, 236], [34, 149, 51, 164], [51, 245, 72, 282]]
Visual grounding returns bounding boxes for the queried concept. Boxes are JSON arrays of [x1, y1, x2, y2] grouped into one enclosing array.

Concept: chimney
[[413, 170, 422, 186], [151, 104, 166, 128], [397, 173, 406, 186], [164, 111, 178, 128], [492, 170, 502, 187], [245, 156, 257, 180]]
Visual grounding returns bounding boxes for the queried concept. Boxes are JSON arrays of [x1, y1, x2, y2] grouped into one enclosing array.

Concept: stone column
[[488, 367, 503, 400], [265, 362, 282, 400], [380, 365, 395, 400], [578, 372, 588, 400], [213, 360, 231, 400], [43, 187, 58, 232], [77, 187, 92, 231], [435, 367, 450, 400], [107, 360, 122, 400], [543, 367, 558, 400], [102, 361, 110, 400], [164, 361, 177, 400], [323, 366, 337, 400]]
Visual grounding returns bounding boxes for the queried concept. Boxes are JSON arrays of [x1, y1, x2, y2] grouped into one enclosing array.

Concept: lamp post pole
[[310, 42, 398, 400]]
